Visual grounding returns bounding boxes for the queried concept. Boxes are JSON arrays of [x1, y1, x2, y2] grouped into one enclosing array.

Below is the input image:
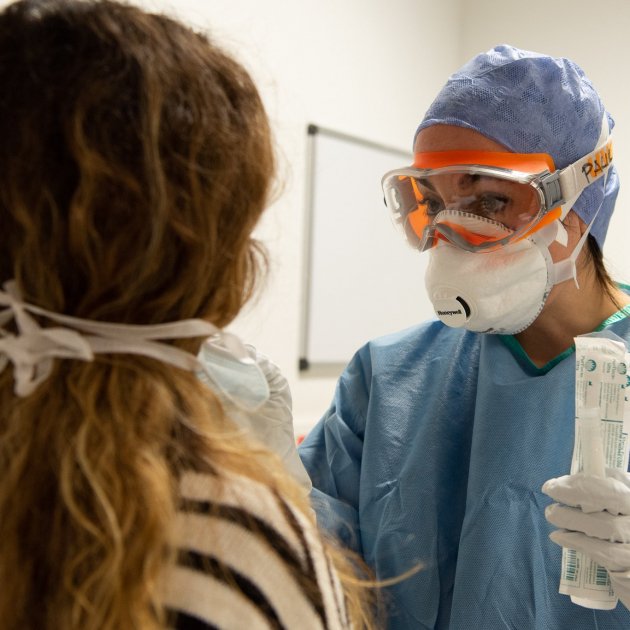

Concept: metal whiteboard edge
[[308, 124, 410, 160], [299, 361, 346, 379], [298, 125, 317, 370]]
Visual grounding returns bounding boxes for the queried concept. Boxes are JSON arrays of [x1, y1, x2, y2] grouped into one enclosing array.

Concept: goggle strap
[[556, 136, 613, 206]]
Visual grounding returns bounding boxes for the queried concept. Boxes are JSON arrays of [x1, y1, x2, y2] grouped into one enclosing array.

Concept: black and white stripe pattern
[[163, 471, 349, 629]]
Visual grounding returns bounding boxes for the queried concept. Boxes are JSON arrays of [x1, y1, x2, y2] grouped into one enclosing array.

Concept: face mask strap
[[0, 279, 262, 401], [548, 196, 602, 290], [554, 221, 569, 247], [548, 190, 581, 248]]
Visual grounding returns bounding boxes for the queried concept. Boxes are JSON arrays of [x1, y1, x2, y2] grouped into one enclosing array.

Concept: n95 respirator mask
[[424, 215, 589, 334]]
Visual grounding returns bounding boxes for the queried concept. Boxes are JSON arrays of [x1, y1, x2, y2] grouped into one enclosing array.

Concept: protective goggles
[[381, 138, 613, 253]]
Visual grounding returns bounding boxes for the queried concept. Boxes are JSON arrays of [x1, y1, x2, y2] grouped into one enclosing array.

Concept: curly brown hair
[[0, 1, 375, 628]]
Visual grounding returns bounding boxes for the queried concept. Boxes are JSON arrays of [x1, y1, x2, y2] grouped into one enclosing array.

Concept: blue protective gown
[[299, 309, 630, 629]]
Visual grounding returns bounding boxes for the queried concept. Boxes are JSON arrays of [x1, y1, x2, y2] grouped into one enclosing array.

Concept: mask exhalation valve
[[430, 288, 472, 328]]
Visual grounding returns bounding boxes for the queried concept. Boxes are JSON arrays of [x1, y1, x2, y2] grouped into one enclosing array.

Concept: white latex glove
[[199, 342, 312, 493], [542, 469, 630, 610], [241, 347, 312, 492]]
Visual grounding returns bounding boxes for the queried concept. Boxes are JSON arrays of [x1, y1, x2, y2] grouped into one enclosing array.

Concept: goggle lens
[[383, 167, 547, 252]]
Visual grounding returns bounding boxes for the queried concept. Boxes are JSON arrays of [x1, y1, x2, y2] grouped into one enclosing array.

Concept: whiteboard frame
[[299, 124, 414, 372]]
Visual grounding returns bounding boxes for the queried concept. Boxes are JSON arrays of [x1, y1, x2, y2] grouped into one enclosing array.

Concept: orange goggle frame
[[383, 149, 561, 253]]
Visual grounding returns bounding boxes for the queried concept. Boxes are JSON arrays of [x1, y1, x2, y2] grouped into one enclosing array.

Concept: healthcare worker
[[299, 44, 630, 629]]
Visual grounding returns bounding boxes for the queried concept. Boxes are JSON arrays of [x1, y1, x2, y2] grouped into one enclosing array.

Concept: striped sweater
[[163, 471, 350, 629]]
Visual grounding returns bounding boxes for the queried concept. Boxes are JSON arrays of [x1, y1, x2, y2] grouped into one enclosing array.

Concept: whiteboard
[[300, 125, 437, 369]]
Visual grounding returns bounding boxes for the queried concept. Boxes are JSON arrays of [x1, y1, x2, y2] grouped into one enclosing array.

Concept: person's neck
[[514, 275, 630, 369]]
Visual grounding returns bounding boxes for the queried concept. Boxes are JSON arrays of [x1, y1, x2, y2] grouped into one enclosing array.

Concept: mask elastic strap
[[553, 185, 584, 247], [549, 194, 603, 289], [0, 279, 257, 398], [549, 221, 591, 288]]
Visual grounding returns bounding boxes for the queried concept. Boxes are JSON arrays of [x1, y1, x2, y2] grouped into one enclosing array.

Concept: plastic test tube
[[577, 407, 606, 479]]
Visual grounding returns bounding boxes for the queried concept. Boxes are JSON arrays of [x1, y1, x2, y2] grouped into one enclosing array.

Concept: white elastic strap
[[548, 112, 610, 283], [0, 280, 248, 397], [557, 113, 612, 208], [554, 220, 569, 247], [549, 193, 602, 289]]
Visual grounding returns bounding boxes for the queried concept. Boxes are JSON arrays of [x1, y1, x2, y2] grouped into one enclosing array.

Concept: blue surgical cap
[[416, 44, 619, 249]]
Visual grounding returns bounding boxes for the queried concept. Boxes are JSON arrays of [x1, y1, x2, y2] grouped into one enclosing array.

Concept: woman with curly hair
[[0, 1, 374, 628]]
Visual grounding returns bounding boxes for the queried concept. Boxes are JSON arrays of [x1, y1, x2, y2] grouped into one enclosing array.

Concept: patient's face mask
[[381, 140, 613, 333]]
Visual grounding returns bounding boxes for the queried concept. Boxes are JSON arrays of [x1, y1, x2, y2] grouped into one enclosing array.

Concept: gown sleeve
[[299, 347, 372, 554]]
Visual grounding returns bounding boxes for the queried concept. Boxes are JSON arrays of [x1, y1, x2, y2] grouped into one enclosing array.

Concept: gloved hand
[[542, 469, 630, 610], [243, 347, 312, 488], [198, 341, 312, 492]]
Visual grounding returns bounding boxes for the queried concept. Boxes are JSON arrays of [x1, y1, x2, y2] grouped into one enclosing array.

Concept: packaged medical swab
[[559, 332, 630, 609]]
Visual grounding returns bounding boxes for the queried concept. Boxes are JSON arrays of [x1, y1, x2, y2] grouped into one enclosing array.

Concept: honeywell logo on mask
[[582, 140, 613, 184], [437, 309, 463, 316]]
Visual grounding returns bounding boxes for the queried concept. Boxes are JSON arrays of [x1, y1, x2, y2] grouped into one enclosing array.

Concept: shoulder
[[343, 320, 480, 387], [319, 321, 479, 437], [606, 306, 630, 340], [369, 319, 476, 354], [176, 470, 308, 563], [163, 471, 349, 629]]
